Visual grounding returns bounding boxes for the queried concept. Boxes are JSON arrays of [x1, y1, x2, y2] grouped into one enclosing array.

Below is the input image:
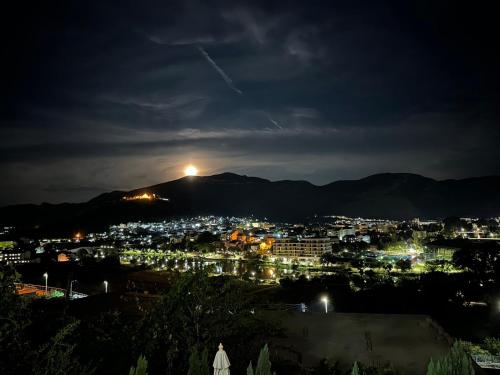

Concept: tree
[[196, 231, 219, 244], [255, 344, 272, 375], [1, 264, 92, 375], [443, 217, 472, 234], [34, 321, 94, 375], [396, 259, 412, 272], [484, 337, 500, 355], [247, 344, 276, 375], [201, 349, 209, 375], [76, 310, 133, 374], [187, 348, 209, 375], [452, 246, 499, 279], [426, 341, 475, 375], [0, 265, 31, 374], [247, 361, 254, 375], [314, 358, 340, 375], [426, 358, 437, 374], [321, 252, 337, 266], [138, 270, 261, 374], [384, 263, 393, 275], [351, 259, 365, 275], [129, 355, 148, 375], [351, 361, 361, 375], [349, 361, 399, 375]]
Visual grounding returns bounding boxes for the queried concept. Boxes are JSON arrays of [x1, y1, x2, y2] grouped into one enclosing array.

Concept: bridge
[[15, 283, 87, 300]]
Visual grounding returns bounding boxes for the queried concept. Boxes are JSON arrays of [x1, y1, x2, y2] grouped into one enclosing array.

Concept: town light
[[321, 296, 329, 314]]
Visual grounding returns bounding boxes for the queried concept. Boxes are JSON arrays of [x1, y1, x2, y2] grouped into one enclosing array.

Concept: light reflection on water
[[120, 256, 320, 280]]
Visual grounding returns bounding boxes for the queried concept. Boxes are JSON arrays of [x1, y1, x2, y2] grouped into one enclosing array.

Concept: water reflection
[[120, 255, 325, 281]]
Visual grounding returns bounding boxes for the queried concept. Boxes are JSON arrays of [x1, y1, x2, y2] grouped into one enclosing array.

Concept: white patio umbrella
[[213, 343, 230, 375]]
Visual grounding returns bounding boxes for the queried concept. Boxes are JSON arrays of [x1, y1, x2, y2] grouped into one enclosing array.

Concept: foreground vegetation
[[1, 265, 277, 375], [0, 257, 496, 374]]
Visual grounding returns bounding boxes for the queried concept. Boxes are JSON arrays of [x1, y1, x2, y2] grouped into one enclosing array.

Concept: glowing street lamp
[[43, 272, 48, 293], [103, 280, 108, 294], [69, 280, 77, 299], [321, 296, 329, 314]]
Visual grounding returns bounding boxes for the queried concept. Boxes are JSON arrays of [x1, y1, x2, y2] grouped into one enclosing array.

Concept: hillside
[[1, 172, 499, 235]]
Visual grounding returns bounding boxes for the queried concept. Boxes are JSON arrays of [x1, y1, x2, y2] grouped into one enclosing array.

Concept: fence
[[15, 283, 87, 300], [472, 354, 500, 369]]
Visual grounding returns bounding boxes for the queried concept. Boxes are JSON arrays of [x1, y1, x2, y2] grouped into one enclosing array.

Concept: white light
[[184, 165, 198, 176], [104, 280, 108, 293], [43, 272, 48, 293], [321, 296, 329, 314]]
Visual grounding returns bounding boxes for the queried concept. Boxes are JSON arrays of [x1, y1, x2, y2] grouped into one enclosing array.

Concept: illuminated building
[[258, 236, 275, 254], [57, 253, 70, 262], [0, 250, 30, 264], [122, 193, 156, 201], [229, 230, 240, 241], [122, 193, 169, 202], [228, 229, 259, 244], [326, 227, 355, 240], [273, 237, 332, 259]]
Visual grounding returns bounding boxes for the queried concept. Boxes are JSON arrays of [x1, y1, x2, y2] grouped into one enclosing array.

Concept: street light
[[70, 280, 77, 299], [321, 296, 329, 314], [103, 280, 108, 294], [43, 273, 48, 293]]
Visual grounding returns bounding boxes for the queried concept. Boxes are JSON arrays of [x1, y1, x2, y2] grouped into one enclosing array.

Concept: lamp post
[[43, 272, 48, 294], [104, 280, 108, 294], [321, 296, 329, 314], [70, 280, 77, 299]]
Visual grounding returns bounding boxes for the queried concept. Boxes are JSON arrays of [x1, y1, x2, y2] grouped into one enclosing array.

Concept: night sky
[[1, 0, 499, 205]]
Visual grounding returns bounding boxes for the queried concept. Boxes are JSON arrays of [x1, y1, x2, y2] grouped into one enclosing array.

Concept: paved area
[[271, 312, 451, 374]]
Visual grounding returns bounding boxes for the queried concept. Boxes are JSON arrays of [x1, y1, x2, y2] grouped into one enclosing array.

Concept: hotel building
[[273, 237, 332, 260]]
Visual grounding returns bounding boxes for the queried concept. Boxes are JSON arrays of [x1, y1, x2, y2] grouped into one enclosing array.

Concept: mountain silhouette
[[2, 172, 500, 236]]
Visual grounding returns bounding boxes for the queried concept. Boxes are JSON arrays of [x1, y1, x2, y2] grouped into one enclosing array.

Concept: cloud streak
[[197, 46, 243, 94], [267, 115, 283, 129]]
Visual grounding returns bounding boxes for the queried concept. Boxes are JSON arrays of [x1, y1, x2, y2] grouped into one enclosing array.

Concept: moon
[[184, 165, 198, 176]]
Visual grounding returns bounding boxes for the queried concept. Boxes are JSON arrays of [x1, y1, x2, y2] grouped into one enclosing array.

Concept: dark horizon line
[[4, 171, 500, 208]]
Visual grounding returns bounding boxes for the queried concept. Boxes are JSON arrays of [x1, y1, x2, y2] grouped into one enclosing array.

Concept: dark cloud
[[1, 0, 499, 205]]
